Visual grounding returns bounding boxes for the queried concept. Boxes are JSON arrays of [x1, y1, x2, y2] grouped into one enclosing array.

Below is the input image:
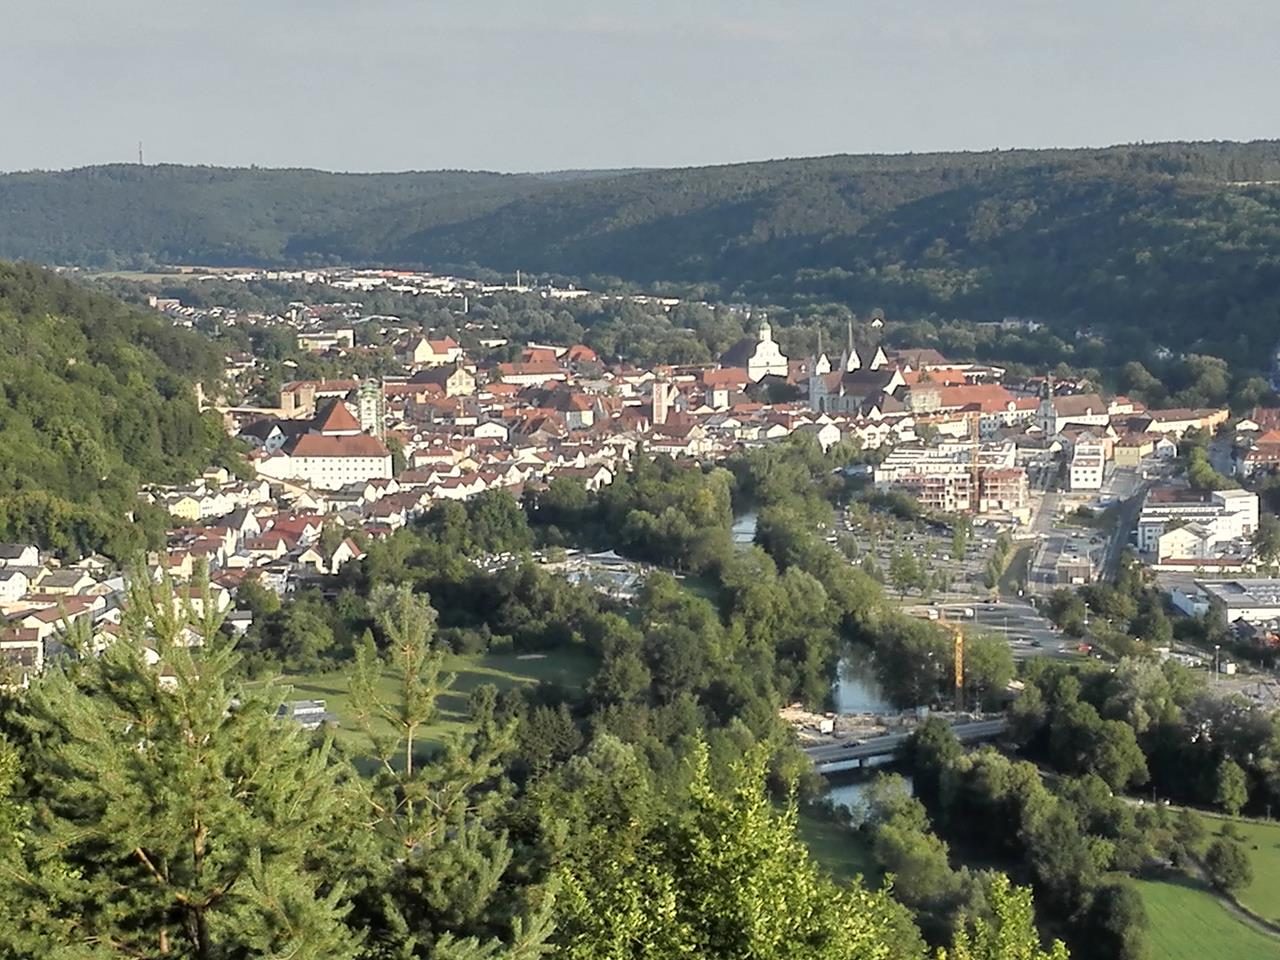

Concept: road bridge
[[804, 718, 1008, 775]]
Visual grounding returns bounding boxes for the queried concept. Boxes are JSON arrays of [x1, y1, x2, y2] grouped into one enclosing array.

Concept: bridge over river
[[804, 718, 1008, 775]]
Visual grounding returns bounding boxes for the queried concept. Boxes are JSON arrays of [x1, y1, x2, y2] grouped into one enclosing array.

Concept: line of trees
[[0, 564, 1067, 958]]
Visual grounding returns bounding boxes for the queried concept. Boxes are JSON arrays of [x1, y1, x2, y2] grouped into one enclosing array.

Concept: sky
[[3, 0, 1278, 173]]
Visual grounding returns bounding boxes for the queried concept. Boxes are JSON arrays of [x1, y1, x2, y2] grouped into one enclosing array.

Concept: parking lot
[[835, 507, 1009, 596], [837, 499, 1080, 661]]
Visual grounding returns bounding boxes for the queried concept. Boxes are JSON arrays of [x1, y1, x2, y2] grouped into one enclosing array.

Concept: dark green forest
[[0, 165, 604, 269], [7, 142, 1280, 365], [0, 263, 236, 557]]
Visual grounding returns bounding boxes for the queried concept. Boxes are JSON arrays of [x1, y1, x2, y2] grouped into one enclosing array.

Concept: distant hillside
[[6, 143, 1280, 362], [0, 165, 574, 268], [0, 262, 233, 557]]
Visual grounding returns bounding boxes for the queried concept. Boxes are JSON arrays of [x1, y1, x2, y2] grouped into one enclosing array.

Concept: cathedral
[[807, 319, 895, 414]]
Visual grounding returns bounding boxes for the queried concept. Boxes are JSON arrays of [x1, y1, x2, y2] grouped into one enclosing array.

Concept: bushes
[[906, 720, 1151, 960], [1203, 837, 1254, 894]]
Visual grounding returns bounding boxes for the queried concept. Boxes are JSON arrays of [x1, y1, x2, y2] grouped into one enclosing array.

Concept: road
[[804, 718, 1008, 772], [1100, 477, 1154, 581]]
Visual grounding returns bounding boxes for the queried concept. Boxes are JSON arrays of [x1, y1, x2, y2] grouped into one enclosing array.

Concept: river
[[731, 511, 905, 811], [825, 659, 911, 812]]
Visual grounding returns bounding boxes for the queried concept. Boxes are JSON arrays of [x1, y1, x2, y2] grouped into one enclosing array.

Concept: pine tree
[[4, 574, 367, 959], [350, 583, 551, 959]]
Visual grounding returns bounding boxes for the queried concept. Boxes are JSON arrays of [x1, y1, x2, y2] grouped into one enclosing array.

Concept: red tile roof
[[289, 434, 390, 458], [314, 399, 362, 434], [936, 384, 1016, 413], [702, 368, 749, 389]]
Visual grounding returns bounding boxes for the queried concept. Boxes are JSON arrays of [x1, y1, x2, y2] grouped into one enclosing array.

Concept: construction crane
[[952, 622, 965, 712], [937, 608, 966, 713]]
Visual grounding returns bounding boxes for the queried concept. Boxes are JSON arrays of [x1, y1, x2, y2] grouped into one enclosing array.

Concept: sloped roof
[[314, 399, 362, 435], [936, 383, 1016, 412], [289, 434, 390, 458]]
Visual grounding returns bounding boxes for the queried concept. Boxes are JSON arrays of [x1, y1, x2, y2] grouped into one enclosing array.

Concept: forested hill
[[0, 165, 576, 268], [0, 262, 234, 558], [7, 142, 1280, 360]]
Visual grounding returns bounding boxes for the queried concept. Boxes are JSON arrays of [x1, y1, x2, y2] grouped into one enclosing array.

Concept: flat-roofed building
[[1199, 579, 1280, 624], [1069, 442, 1107, 491]]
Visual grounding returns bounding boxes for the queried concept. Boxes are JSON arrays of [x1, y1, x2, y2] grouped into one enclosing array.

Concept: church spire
[[843, 315, 861, 372], [813, 324, 831, 376]]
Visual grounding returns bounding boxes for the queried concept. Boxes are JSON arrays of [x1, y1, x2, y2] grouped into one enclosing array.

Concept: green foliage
[[950, 518, 971, 563], [1251, 513, 1280, 567], [0, 165, 561, 268], [17, 145, 1280, 371], [1184, 447, 1236, 492], [0, 262, 229, 557], [552, 742, 1061, 960], [939, 874, 1068, 960], [3, 576, 366, 959], [1213, 758, 1249, 817], [1203, 837, 1254, 894], [1081, 883, 1150, 960]]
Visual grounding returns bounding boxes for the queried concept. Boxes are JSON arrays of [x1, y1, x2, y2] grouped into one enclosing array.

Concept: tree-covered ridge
[[0, 262, 234, 556], [9, 142, 1280, 365], [0, 164, 589, 268]]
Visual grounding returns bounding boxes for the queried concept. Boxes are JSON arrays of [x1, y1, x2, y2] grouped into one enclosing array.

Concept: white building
[[719, 317, 788, 382], [0, 569, 29, 602], [0, 544, 39, 568], [1199, 579, 1280, 624], [1069, 442, 1107, 491], [256, 399, 393, 491], [1136, 487, 1259, 557]]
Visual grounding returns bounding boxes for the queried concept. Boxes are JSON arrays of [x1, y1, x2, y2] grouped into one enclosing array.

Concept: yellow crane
[[952, 622, 965, 712], [937, 608, 966, 712]]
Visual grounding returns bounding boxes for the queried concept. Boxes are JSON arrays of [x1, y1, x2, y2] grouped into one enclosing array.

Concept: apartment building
[[1136, 487, 1259, 557]]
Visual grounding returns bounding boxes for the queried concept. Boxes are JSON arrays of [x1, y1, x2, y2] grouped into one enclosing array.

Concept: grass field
[[796, 810, 879, 886], [1134, 876, 1280, 960], [1195, 813, 1280, 923], [273, 648, 596, 754]]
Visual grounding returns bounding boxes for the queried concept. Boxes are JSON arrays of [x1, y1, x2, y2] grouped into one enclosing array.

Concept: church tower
[[814, 326, 831, 375], [1037, 375, 1057, 436], [358, 379, 386, 438], [841, 317, 861, 372], [808, 326, 830, 413]]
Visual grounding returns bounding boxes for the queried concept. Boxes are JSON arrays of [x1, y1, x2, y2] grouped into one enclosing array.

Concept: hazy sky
[[4, 0, 1277, 173]]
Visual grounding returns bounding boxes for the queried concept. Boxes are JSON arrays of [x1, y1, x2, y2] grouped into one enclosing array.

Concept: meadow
[[273, 648, 596, 754], [1134, 876, 1280, 960]]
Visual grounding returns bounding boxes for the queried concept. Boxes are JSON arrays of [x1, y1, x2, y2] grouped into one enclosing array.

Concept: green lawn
[[796, 810, 879, 885], [1195, 813, 1280, 923], [272, 648, 596, 754], [678, 574, 722, 605], [1134, 876, 1280, 960]]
